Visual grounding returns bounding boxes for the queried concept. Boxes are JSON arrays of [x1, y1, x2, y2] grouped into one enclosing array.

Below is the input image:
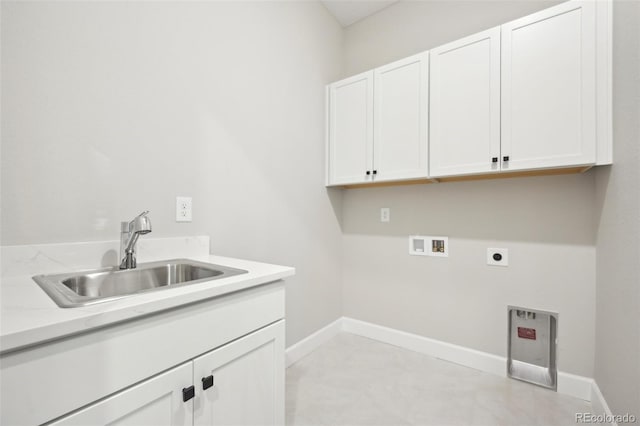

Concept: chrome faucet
[[119, 211, 152, 269]]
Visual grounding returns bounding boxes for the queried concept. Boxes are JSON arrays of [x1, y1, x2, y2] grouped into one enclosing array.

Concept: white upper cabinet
[[327, 53, 429, 186], [429, 27, 501, 178], [373, 52, 429, 182], [327, 71, 374, 185], [501, 1, 596, 171], [326, 0, 610, 186]]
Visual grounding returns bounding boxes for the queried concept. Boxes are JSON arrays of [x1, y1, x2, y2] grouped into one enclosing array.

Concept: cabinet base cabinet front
[[47, 321, 285, 426], [194, 321, 285, 426], [50, 363, 194, 426], [0, 283, 285, 426]]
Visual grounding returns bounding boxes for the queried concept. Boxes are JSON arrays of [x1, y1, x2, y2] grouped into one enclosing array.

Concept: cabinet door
[[373, 53, 429, 182], [501, 1, 596, 171], [429, 28, 501, 177], [194, 321, 285, 426], [327, 71, 374, 185], [50, 363, 193, 426]]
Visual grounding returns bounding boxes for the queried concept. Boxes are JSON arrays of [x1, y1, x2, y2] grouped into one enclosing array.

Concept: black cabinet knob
[[503, 156, 510, 162], [202, 375, 214, 390], [366, 171, 371, 175], [373, 170, 378, 175], [492, 157, 498, 163], [182, 386, 195, 402]]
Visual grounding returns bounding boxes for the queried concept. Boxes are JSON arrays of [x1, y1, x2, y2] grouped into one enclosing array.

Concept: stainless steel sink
[[33, 259, 247, 308]]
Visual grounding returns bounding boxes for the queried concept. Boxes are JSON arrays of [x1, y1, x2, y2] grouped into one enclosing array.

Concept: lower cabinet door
[[50, 362, 193, 426], [193, 321, 285, 426]]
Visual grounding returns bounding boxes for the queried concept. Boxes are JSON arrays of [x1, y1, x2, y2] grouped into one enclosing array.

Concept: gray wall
[[341, 0, 597, 377], [0, 1, 345, 346], [594, 0, 640, 417], [344, 1, 562, 76]]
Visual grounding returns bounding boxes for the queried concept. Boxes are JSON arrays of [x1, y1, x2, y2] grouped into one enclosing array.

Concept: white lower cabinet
[[51, 321, 284, 426], [50, 363, 194, 426], [194, 321, 285, 426], [0, 283, 286, 426]]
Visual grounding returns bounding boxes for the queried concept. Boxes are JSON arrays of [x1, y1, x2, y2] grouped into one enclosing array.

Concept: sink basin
[[33, 259, 247, 308]]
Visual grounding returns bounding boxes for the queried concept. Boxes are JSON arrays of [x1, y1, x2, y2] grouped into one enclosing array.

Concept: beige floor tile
[[286, 333, 591, 426]]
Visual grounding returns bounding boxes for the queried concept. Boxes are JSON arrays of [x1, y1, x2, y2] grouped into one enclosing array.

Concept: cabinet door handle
[[202, 375, 214, 390], [366, 171, 371, 176], [492, 157, 498, 163], [182, 386, 195, 402], [373, 170, 378, 175], [503, 156, 510, 162]]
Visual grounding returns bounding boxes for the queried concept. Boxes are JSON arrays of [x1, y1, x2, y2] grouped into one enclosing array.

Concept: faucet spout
[[119, 211, 152, 269]]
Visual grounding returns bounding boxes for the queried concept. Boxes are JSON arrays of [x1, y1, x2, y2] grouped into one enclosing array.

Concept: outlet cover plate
[[487, 248, 508, 266], [176, 196, 192, 222], [380, 207, 390, 223]]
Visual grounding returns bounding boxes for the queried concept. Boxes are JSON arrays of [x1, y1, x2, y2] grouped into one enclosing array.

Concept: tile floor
[[286, 333, 592, 425]]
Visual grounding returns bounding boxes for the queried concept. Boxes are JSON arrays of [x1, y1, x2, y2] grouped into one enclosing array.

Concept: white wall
[[341, 0, 597, 377], [0, 1, 345, 346], [344, 0, 562, 75], [594, 0, 640, 417]]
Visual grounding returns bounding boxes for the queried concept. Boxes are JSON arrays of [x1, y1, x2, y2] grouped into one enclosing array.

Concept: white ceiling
[[321, 0, 400, 27]]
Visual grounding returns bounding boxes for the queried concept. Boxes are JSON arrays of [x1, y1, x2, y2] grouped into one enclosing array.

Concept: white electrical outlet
[[487, 248, 508, 266], [380, 207, 390, 222], [176, 196, 192, 222]]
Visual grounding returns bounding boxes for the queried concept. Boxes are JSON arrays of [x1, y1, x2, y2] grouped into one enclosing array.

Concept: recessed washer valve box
[[409, 236, 448, 257]]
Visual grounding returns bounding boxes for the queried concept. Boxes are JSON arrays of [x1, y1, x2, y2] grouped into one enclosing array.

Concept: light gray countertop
[[0, 253, 294, 354]]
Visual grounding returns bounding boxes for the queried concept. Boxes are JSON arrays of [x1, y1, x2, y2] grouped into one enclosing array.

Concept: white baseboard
[[591, 381, 617, 425], [285, 318, 342, 367], [341, 317, 506, 377], [557, 371, 594, 401], [287, 317, 597, 402]]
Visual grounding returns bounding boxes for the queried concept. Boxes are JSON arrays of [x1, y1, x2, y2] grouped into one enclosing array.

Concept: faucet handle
[[122, 211, 150, 232], [129, 210, 150, 226]]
